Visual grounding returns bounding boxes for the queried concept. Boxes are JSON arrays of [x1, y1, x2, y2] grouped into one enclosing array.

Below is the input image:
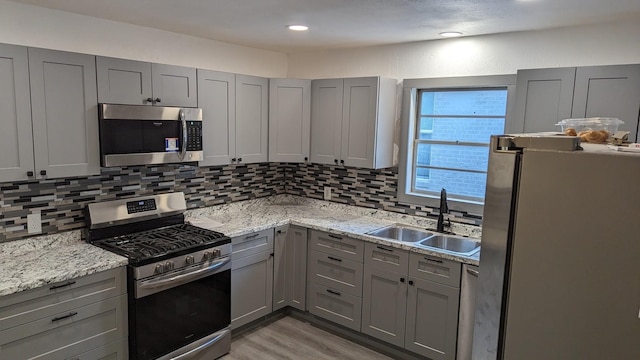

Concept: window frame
[[398, 75, 517, 215]]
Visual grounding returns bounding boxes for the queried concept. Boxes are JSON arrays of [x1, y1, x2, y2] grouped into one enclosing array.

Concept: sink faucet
[[436, 188, 450, 233]]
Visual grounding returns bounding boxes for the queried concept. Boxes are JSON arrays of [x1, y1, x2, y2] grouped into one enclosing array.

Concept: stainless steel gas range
[[85, 192, 231, 360]]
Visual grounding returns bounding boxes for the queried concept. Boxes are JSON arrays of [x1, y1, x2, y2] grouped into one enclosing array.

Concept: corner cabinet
[[273, 225, 308, 312], [96, 56, 197, 107], [230, 229, 274, 329], [512, 64, 640, 142], [29, 48, 100, 180], [269, 79, 311, 163], [310, 77, 396, 169], [0, 267, 128, 360]]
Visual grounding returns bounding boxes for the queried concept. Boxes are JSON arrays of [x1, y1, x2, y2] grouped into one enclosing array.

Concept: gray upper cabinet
[[29, 48, 100, 179], [512, 64, 640, 141], [235, 74, 268, 164], [0, 44, 33, 183], [197, 69, 236, 166], [311, 77, 396, 169], [572, 65, 640, 142], [269, 79, 311, 163], [96, 56, 197, 107], [511, 67, 576, 134]]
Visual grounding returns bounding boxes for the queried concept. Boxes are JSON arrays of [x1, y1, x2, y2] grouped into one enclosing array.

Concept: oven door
[[131, 259, 231, 360]]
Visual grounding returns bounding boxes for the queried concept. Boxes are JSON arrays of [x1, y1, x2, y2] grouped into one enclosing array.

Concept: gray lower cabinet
[[96, 56, 197, 107], [0, 267, 127, 360], [307, 230, 364, 331], [231, 229, 274, 329], [235, 74, 268, 164], [512, 64, 640, 141], [0, 43, 32, 183], [28, 48, 100, 180], [405, 253, 461, 360], [268, 78, 311, 163], [361, 243, 410, 347], [273, 225, 308, 312]]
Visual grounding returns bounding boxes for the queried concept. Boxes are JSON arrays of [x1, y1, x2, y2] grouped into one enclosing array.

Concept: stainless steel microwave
[[98, 104, 203, 167]]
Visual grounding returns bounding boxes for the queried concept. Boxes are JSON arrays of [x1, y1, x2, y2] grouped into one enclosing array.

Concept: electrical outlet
[[27, 212, 42, 234], [324, 186, 331, 200]]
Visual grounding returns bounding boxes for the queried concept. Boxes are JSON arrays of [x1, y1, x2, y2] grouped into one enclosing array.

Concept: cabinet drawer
[[364, 242, 409, 273], [0, 267, 126, 331], [308, 282, 362, 332], [309, 230, 364, 262], [308, 249, 363, 296], [231, 229, 274, 260], [0, 294, 127, 360], [409, 253, 461, 287], [71, 338, 128, 360]]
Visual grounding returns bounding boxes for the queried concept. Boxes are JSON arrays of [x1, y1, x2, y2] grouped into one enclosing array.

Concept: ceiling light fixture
[[288, 25, 309, 31], [439, 31, 463, 38]]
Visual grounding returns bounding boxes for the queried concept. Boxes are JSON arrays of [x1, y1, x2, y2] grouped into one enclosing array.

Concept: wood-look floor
[[220, 316, 393, 360]]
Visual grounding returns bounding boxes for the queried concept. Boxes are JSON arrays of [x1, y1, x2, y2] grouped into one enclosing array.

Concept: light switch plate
[[27, 212, 42, 234], [324, 186, 331, 201]]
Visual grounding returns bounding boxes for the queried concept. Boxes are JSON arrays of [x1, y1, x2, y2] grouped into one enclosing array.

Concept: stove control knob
[[164, 261, 174, 271], [213, 248, 221, 258], [202, 252, 212, 261], [185, 255, 195, 265], [155, 264, 164, 274]]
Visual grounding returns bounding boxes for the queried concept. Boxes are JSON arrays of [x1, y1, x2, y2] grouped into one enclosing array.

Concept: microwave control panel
[[186, 121, 203, 151]]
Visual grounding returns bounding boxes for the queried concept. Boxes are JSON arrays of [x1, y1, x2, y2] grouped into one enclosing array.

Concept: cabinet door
[[151, 63, 197, 107], [342, 77, 379, 168], [269, 79, 311, 163], [286, 225, 308, 311], [197, 69, 236, 166], [272, 225, 288, 311], [28, 48, 99, 179], [361, 266, 407, 347], [511, 68, 576, 133], [0, 44, 33, 182], [235, 74, 268, 164], [310, 78, 343, 165], [572, 65, 640, 142], [96, 56, 153, 105], [230, 250, 274, 329], [405, 277, 460, 360]]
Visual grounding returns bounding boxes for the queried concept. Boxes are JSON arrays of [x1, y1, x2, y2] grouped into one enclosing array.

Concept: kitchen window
[[398, 75, 516, 215]]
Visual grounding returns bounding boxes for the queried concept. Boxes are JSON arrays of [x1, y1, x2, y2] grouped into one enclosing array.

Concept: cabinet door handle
[[40, 170, 47, 176], [334, 159, 338, 164], [326, 289, 341, 296], [304, 157, 308, 161], [237, 158, 242, 162], [145, 97, 154, 104], [400, 277, 405, 283], [154, 97, 161, 103], [340, 159, 344, 164], [328, 234, 342, 240], [327, 256, 342, 262], [51, 312, 78, 322], [424, 257, 443, 264], [27, 171, 34, 177], [376, 246, 393, 252], [50, 281, 76, 290], [231, 158, 237, 162], [244, 233, 260, 239], [409, 280, 414, 286], [466, 268, 479, 277]]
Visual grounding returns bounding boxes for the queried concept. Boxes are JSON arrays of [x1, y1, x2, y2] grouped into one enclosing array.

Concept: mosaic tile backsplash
[[0, 162, 481, 243]]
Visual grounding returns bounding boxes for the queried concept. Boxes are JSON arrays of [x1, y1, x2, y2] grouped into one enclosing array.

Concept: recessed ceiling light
[[288, 25, 309, 31], [439, 32, 463, 38]]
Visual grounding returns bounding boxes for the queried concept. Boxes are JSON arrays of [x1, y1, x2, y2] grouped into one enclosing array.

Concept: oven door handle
[[136, 257, 230, 298]]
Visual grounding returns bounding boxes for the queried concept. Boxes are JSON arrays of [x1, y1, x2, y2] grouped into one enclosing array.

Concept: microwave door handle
[[180, 110, 187, 160]]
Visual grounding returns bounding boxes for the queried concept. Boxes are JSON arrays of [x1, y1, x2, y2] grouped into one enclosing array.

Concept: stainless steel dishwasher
[[457, 264, 479, 360]]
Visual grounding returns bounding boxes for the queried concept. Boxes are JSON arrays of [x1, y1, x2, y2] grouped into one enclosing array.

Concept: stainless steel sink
[[419, 235, 480, 256], [367, 225, 434, 243]]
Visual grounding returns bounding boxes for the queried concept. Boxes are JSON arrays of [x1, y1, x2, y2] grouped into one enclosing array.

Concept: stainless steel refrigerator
[[472, 135, 640, 360]]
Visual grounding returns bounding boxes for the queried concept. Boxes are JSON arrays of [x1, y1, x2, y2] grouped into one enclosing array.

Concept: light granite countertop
[[0, 194, 481, 298]]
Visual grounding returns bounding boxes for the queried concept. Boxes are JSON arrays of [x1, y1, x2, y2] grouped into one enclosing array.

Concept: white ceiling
[[11, 0, 640, 52]]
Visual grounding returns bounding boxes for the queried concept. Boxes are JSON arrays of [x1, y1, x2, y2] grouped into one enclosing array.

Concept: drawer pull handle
[[49, 281, 76, 290], [245, 233, 260, 239], [52, 312, 78, 322], [425, 257, 443, 264], [328, 234, 342, 240], [327, 256, 342, 262], [326, 289, 341, 296], [376, 246, 393, 252]]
